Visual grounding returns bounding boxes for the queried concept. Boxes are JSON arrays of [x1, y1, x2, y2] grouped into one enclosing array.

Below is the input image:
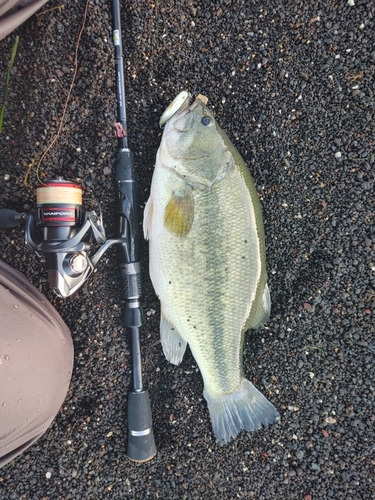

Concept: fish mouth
[[172, 107, 194, 132], [160, 92, 209, 129], [163, 92, 214, 160], [159, 91, 192, 127], [172, 98, 207, 133], [171, 153, 209, 161]]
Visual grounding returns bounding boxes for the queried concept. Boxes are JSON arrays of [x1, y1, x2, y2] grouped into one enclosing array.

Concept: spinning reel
[[0, 178, 122, 297]]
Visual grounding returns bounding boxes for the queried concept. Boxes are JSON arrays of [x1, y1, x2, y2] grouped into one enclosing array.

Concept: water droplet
[[4, 314, 8, 318], [4, 355, 10, 361], [13, 304, 19, 309], [18, 399, 23, 403], [7, 344, 11, 348], [2, 402, 7, 407], [16, 338, 22, 342], [30, 314, 33, 318]]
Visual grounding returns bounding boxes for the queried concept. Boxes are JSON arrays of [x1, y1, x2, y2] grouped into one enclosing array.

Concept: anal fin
[[160, 311, 187, 365]]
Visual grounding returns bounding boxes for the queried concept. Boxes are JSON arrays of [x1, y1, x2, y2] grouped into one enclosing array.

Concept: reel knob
[[68, 253, 88, 274], [0, 208, 25, 229]]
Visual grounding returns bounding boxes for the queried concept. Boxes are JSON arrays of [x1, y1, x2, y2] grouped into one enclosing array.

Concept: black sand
[[0, 0, 374, 498]]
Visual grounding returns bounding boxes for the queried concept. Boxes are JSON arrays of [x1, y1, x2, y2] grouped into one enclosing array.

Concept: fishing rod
[[111, 0, 157, 462], [0, 0, 156, 463]]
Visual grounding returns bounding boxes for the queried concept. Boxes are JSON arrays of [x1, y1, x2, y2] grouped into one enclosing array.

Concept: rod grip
[[120, 261, 141, 299], [115, 149, 136, 183], [127, 389, 157, 462]]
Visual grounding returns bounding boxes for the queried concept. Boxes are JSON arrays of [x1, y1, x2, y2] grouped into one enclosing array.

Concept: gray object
[[0, 0, 49, 40], [0, 260, 73, 468]]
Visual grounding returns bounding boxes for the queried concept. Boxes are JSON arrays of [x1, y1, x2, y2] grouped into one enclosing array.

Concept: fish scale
[[190, 178, 253, 391], [144, 92, 279, 443]]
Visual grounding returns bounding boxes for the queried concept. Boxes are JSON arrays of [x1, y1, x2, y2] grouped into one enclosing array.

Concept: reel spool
[[36, 180, 84, 230]]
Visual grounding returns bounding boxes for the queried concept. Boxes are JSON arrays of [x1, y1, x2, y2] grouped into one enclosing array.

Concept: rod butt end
[[127, 389, 156, 462]]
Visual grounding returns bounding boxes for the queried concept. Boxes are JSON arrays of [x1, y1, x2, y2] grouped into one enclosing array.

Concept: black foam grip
[[127, 390, 157, 462]]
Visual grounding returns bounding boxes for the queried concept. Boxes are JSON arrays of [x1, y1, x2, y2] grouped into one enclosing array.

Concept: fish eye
[[201, 116, 212, 126]]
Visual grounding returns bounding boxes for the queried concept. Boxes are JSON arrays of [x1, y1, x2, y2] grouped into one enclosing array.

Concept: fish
[[143, 91, 279, 444]]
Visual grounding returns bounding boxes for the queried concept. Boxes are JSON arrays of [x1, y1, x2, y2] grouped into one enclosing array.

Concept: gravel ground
[[1, 0, 374, 498]]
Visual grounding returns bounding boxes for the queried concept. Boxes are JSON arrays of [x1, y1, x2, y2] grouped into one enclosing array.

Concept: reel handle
[[0, 208, 25, 229]]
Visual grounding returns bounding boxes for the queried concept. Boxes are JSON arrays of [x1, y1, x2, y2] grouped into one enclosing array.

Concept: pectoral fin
[[160, 311, 187, 365], [164, 187, 194, 236]]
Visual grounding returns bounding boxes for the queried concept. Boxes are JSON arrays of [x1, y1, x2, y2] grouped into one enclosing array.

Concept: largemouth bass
[[144, 91, 279, 444]]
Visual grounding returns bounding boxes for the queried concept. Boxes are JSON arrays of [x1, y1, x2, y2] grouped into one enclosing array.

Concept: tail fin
[[204, 378, 280, 445]]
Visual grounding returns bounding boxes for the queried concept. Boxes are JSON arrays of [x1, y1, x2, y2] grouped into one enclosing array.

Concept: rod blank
[[111, 0, 156, 462]]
